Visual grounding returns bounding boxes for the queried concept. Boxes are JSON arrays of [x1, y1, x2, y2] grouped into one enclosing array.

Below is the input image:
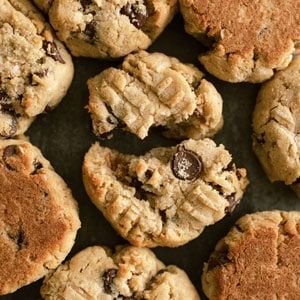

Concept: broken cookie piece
[[252, 56, 300, 197], [43, 0, 177, 58], [82, 139, 248, 247], [179, 0, 300, 83], [41, 245, 200, 300], [87, 51, 223, 140], [202, 211, 300, 299], [0, 139, 80, 295], [0, 0, 74, 138]]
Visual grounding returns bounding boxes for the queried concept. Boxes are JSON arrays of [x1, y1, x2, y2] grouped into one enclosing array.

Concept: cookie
[[179, 0, 300, 83], [0, 0, 74, 138], [82, 139, 248, 247], [0, 139, 80, 295], [202, 211, 300, 299], [41, 245, 200, 300], [87, 51, 223, 140], [32, 0, 52, 13], [46, 0, 177, 59], [252, 56, 300, 196]]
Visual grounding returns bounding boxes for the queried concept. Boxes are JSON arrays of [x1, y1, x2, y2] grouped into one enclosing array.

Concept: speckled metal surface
[[2, 15, 300, 300]]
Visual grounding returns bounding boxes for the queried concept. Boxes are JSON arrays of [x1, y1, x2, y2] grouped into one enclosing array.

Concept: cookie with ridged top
[[41, 245, 200, 300], [0, 139, 80, 295], [82, 139, 248, 247], [87, 51, 223, 140], [252, 56, 300, 197], [44, 0, 177, 58], [202, 211, 300, 299], [180, 0, 300, 83], [0, 0, 73, 138]]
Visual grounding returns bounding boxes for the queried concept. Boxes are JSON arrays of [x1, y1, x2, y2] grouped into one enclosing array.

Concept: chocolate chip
[[0, 90, 9, 103], [85, 21, 97, 39], [171, 146, 202, 181], [145, 170, 152, 180], [102, 268, 117, 294], [80, 0, 92, 9], [225, 194, 238, 214], [2, 145, 18, 170], [31, 160, 43, 175], [120, 1, 149, 29], [207, 248, 230, 271], [43, 41, 65, 64], [159, 210, 167, 223]]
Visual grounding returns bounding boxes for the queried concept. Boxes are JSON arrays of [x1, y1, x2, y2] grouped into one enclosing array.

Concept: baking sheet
[[2, 15, 300, 300]]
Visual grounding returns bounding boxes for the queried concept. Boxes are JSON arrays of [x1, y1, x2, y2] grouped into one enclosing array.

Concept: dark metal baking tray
[[2, 15, 300, 300]]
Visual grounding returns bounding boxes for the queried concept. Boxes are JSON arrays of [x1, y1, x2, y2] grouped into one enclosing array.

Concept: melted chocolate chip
[[120, 1, 149, 29], [225, 194, 238, 214], [102, 268, 117, 294], [2, 145, 18, 170], [42, 41, 65, 64], [0, 90, 9, 103], [207, 248, 230, 271], [85, 21, 97, 39], [171, 146, 202, 181]]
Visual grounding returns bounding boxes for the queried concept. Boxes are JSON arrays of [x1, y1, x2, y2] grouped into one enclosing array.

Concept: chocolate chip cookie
[[0, 139, 80, 295], [179, 0, 300, 83], [87, 51, 223, 140], [202, 211, 300, 299], [253, 56, 300, 197], [41, 245, 200, 300], [82, 139, 248, 247], [0, 0, 74, 138], [46, 0, 177, 58]]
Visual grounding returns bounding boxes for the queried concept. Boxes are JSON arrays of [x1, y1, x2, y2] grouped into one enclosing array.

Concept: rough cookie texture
[[87, 51, 223, 140], [179, 0, 300, 83], [0, 0, 74, 138], [32, 0, 53, 13], [202, 211, 300, 299], [253, 56, 300, 196], [41, 245, 200, 299], [47, 0, 177, 58], [82, 139, 248, 247], [0, 139, 80, 295]]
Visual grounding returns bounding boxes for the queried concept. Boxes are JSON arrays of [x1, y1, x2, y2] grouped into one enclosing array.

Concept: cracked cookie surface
[[0, 0, 74, 138], [252, 56, 300, 195], [202, 211, 300, 299], [46, 0, 177, 58], [179, 0, 300, 83], [41, 245, 200, 300], [0, 139, 80, 295], [82, 139, 248, 247], [87, 51, 223, 140]]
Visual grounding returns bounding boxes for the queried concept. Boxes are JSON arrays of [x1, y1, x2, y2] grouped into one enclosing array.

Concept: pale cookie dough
[[252, 56, 300, 197], [82, 139, 248, 247], [46, 0, 177, 58], [87, 51, 223, 140], [179, 0, 300, 83], [41, 245, 200, 300], [202, 211, 300, 299], [0, 139, 80, 295], [0, 0, 74, 138]]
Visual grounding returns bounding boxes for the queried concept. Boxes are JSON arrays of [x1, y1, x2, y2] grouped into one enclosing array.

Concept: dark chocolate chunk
[[120, 1, 149, 29], [145, 170, 152, 180], [225, 194, 238, 214], [102, 268, 117, 294], [43, 41, 65, 64], [2, 145, 18, 170], [85, 21, 97, 39], [207, 248, 230, 271], [171, 146, 202, 181]]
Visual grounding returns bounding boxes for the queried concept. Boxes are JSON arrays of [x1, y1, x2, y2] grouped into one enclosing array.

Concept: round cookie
[[46, 0, 177, 59], [0, 139, 80, 295], [41, 245, 200, 300], [82, 139, 248, 247], [252, 56, 300, 196], [179, 0, 300, 83], [202, 211, 300, 299], [32, 0, 52, 13], [87, 51, 223, 140], [0, 0, 74, 138]]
